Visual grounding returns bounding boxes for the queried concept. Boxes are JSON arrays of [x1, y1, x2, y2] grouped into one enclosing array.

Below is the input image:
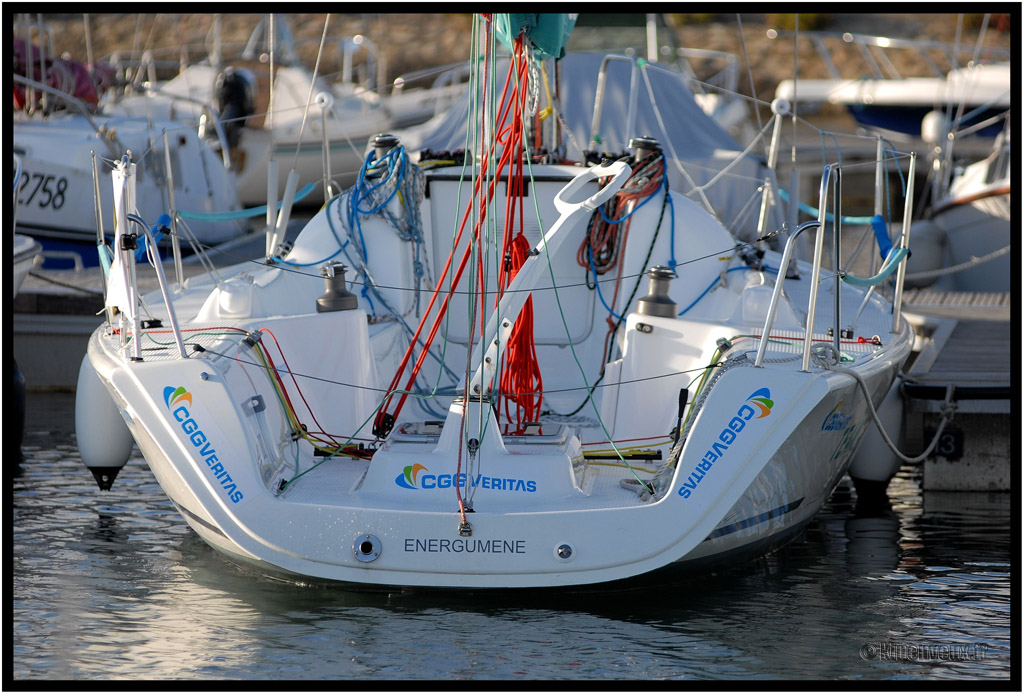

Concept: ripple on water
[[12, 394, 1013, 680]]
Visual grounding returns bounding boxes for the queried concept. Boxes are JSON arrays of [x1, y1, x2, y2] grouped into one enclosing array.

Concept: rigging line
[[259, 326, 344, 448], [638, 65, 715, 215], [415, 19, 484, 413], [183, 224, 772, 297], [290, 13, 331, 172], [469, 21, 522, 447], [520, 137, 646, 488], [691, 113, 777, 194], [154, 339, 728, 401], [734, 14, 765, 142], [455, 12, 495, 523], [26, 271, 104, 296], [376, 69, 529, 430], [128, 14, 144, 85]]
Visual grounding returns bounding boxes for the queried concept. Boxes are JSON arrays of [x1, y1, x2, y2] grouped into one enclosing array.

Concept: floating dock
[[900, 312, 1013, 491]]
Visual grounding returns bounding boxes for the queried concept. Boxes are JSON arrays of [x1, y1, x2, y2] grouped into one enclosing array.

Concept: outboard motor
[[215, 67, 257, 149]]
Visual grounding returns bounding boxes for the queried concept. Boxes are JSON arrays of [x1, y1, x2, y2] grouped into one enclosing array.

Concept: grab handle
[[553, 160, 631, 215]]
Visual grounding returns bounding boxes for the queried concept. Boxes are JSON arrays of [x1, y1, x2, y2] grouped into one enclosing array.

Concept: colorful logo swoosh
[[747, 388, 774, 418], [395, 463, 428, 489], [164, 386, 192, 410]]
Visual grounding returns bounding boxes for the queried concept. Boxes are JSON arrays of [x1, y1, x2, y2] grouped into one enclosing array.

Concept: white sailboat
[[74, 14, 916, 590]]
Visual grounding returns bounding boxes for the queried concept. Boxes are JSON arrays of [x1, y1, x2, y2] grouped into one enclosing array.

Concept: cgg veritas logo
[[678, 388, 775, 499], [395, 463, 537, 493], [165, 386, 244, 503]]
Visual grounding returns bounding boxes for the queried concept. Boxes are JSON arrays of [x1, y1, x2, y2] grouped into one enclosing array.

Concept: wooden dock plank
[[918, 321, 1011, 386]]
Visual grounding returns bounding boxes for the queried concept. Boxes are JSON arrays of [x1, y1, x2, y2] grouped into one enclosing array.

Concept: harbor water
[[12, 391, 1013, 682]]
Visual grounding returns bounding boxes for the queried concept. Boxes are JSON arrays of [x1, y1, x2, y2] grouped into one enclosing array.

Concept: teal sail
[[493, 13, 577, 60]]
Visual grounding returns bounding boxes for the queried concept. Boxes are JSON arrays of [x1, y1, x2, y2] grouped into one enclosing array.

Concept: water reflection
[[13, 394, 1012, 681]]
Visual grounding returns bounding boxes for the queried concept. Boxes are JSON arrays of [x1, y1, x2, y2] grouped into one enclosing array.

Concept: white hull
[[13, 113, 244, 249], [113, 64, 389, 206], [81, 160, 911, 589], [775, 67, 1011, 111], [13, 234, 41, 296], [906, 135, 1010, 293]]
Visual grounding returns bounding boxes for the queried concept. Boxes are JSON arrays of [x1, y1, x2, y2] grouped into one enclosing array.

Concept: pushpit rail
[[754, 152, 915, 370]]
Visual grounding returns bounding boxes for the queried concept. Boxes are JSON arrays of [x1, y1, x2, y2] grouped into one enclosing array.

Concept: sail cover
[[493, 13, 578, 60]]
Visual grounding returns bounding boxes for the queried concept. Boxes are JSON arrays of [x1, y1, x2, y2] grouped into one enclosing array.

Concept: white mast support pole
[[268, 14, 275, 134], [269, 169, 299, 258], [89, 151, 109, 304], [36, 14, 47, 112], [831, 165, 843, 357], [467, 161, 632, 396], [891, 153, 915, 334], [138, 224, 189, 359], [754, 220, 820, 368], [265, 159, 278, 256], [625, 59, 639, 148], [872, 136, 885, 275], [317, 91, 335, 200], [645, 14, 659, 63], [756, 105, 786, 249], [162, 130, 184, 288], [111, 158, 144, 361], [801, 163, 835, 372], [590, 55, 640, 150], [265, 13, 277, 257], [90, 151, 105, 250]]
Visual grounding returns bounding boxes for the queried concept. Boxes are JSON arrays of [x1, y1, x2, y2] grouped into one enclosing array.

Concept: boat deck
[[279, 454, 659, 511]]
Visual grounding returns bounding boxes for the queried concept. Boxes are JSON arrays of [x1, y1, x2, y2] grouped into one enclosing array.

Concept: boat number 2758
[[18, 172, 69, 209]]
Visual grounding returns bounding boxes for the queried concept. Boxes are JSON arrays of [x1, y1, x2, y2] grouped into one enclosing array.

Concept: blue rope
[[665, 182, 676, 270], [840, 247, 909, 287], [777, 188, 878, 226], [675, 265, 782, 316], [176, 182, 317, 221], [587, 245, 625, 322]]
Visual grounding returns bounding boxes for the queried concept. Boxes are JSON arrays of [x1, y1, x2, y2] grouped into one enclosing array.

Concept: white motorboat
[[14, 88, 244, 271], [75, 15, 916, 590]]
